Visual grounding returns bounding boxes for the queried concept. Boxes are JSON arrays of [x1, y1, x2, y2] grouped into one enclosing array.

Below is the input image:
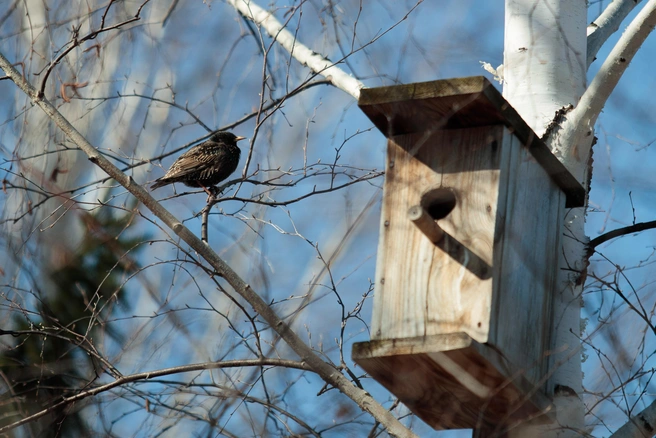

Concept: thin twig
[[37, 0, 151, 97], [0, 50, 417, 438], [0, 357, 310, 433]]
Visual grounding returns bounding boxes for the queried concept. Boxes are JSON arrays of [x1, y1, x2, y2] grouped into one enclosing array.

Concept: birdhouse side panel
[[371, 127, 505, 342], [491, 131, 565, 387]]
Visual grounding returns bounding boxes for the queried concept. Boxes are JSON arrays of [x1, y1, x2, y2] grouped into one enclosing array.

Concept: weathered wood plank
[[371, 127, 503, 343], [352, 335, 553, 430], [491, 131, 565, 387]]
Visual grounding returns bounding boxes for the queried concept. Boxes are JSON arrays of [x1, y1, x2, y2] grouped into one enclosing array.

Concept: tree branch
[[225, 0, 364, 99], [37, 0, 151, 97], [548, 0, 656, 180], [609, 398, 656, 438], [0, 51, 417, 438], [587, 0, 644, 67], [0, 357, 310, 433], [588, 219, 656, 253]]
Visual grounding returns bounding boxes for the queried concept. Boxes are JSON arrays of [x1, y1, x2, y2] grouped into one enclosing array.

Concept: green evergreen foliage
[[0, 204, 146, 437]]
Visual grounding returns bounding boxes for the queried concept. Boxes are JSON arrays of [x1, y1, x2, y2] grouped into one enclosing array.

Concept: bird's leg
[[197, 183, 214, 203], [199, 183, 213, 197]]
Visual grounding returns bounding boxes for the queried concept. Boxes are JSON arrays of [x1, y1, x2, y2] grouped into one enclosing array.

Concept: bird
[[151, 131, 246, 196]]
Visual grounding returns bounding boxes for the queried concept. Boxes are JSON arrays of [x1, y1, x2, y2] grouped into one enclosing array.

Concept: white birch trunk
[[503, 1, 588, 436]]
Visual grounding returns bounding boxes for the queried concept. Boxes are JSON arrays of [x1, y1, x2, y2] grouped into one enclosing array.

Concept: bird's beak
[[235, 136, 246, 142]]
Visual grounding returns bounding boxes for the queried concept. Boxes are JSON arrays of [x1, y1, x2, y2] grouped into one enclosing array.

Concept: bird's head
[[210, 131, 246, 145]]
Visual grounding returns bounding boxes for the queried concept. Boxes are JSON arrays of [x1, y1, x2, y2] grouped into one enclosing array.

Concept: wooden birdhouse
[[352, 76, 585, 430]]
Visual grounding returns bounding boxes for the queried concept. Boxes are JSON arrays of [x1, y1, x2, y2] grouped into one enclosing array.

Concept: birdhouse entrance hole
[[408, 188, 457, 245], [422, 188, 456, 220]]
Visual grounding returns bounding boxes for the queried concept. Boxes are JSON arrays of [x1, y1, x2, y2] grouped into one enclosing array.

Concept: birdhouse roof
[[358, 76, 585, 208]]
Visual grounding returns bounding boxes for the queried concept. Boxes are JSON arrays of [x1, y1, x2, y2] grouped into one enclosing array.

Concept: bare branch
[[548, 0, 656, 180], [226, 0, 364, 99], [587, 0, 644, 67], [0, 357, 311, 433], [609, 398, 656, 438], [0, 51, 417, 438], [37, 0, 151, 97], [588, 220, 656, 253], [581, 0, 656, 126]]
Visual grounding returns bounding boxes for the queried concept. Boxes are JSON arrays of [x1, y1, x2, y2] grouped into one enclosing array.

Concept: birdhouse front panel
[[372, 126, 508, 344]]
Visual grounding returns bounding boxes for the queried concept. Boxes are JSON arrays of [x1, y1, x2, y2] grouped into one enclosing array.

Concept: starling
[[151, 132, 246, 195]]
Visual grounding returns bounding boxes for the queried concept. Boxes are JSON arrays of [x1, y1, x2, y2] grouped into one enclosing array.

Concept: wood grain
[[371, 127, 502, 343], [353, 335, 553, 430], [491, 132, 565, 387]]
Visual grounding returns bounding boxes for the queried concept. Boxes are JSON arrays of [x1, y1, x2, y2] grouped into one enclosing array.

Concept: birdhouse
[[352, 77, 585, 430]]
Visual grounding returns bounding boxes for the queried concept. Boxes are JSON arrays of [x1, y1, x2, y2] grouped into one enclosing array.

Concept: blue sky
[[2, 0, 656, 436]]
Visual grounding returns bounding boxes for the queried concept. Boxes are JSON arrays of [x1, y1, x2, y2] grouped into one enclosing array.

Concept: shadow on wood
[[409, 198, 492, 280], [352, 334, 553, 431]]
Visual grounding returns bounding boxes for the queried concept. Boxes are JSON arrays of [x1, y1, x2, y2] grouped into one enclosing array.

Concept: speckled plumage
[[151, 132, 245, 191]]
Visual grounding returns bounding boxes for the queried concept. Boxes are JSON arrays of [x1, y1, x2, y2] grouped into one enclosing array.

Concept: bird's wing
[[163, 146, 226, 179]]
